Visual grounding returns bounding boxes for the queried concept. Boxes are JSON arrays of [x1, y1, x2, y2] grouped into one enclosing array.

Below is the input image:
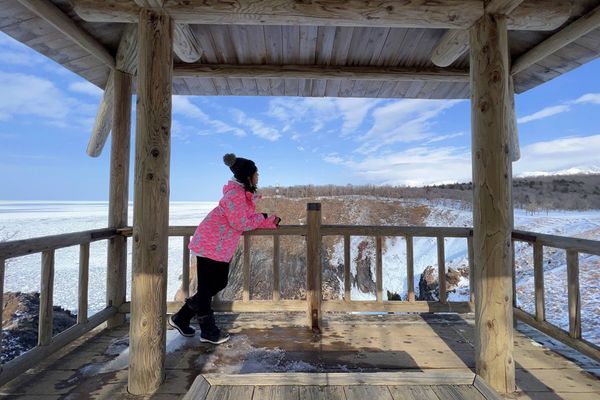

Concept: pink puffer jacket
[[188, 180, 278, 262]]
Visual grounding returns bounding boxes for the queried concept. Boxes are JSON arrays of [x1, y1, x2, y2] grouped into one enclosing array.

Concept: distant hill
[[261, 174, 600, 211]]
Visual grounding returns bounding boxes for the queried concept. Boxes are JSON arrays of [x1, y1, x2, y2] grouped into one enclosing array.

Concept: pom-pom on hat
[[223, 153, 257, 183]]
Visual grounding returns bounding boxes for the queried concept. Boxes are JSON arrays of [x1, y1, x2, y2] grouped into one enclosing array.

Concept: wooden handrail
[[512, 229, 600, 255], [0, 228, 118, 259]]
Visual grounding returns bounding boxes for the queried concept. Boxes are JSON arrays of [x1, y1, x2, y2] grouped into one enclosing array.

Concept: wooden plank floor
[[182, 372, 493, 400], [0, 313, 598, 399]]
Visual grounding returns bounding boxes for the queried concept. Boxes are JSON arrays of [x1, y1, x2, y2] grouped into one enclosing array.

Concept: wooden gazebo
[[1, 0, 600, 397]]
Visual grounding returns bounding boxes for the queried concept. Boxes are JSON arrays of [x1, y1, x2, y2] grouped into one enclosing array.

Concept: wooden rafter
[[17, 0, 115, 68], [512, 3, 600, 75], [72, 0, 570, 30], [430, 0, 570, 67], [87, 26, 137, 157], [173, 64, 470, 82]]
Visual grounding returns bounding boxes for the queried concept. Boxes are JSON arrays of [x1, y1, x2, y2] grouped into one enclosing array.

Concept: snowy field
[[1, 200, 599, 345]]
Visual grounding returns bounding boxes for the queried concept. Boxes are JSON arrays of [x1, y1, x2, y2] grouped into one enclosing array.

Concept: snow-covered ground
[[0, 201, 216, 314], [1, 200, 599, 345]]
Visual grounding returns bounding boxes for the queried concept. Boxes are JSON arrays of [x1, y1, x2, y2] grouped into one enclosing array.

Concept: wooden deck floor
[[1, 313, 599, 399]]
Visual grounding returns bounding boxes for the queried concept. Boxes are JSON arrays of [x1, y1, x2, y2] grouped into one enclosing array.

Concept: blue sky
[[1, 31, 599, 201]]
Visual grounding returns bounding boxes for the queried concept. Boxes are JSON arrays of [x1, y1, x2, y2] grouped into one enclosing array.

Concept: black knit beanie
[[223, 153, 257, 187]]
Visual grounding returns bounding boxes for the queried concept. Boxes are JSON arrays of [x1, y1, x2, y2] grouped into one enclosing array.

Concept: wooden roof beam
[[18, 0, 115, 68], [431, 0, 570, 67], [173, 64, 470, 82], [72, 0, 564, 29], [87, 26, 137, 157], [512, 3, 600, 75], [134, 1, 203, 63]]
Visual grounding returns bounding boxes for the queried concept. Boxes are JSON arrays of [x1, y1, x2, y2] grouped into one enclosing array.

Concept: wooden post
[[273, 235, 280, 302], [437, 236, 446, 304], [467, 236, 475, 304], [306, 203, 322, 331], [567, 250, 581, 339], [375, 236, 383, 302], [78, 243, 90, 324], [107, 69, 132, 329], [533, 243, 545, 322], [128, 7, 172, 396], [182, 236, 190, 298], [39, 250, 55, 346], [406, 236, 415, 302], [344, 234, 351, 302], [470, 13, 515, 394], [243, 235, 250, 302]]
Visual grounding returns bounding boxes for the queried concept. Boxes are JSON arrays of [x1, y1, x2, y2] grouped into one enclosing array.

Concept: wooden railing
[[511, 230, 600, 362], [2, 203, 599, 385], [118, 204, 475, 323], [0, 228, 120, 385]]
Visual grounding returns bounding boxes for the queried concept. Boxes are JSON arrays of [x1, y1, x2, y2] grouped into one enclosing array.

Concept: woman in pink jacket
[[169, 153, 280, 344]]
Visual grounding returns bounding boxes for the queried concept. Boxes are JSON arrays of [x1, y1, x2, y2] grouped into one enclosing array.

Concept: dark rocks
[[417, 266, 470, 301], [2, 292, 77, 364]]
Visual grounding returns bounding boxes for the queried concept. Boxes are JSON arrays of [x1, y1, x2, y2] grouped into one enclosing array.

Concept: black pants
[[185, 256, 230, 316]]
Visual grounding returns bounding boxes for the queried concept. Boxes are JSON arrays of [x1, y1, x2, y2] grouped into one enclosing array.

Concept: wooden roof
[[1, 0, 600, 99]]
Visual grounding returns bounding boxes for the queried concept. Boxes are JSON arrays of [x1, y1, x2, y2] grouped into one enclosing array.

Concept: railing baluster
[[437, 236, 446, 304], [567, 250, 581, 339], [344, 234, 351, 302], [182, 236, 190, 299], [406, 235, 415, 302], [1, 258, 4, 354], [78, 243, 89, 324], [39, 250, 55, 346], [533, 242, 545, 322], [376, 236, 383, 303], [512, 240, 517, 310], [273, 235, 280, 302], [243, 235, 250, 303], [467, 236, 474, 304]]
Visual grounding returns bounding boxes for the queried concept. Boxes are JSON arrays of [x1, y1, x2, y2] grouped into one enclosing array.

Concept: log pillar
[[470, 13, 515, 394], [306, 203, 322, 332], [107, 70, 132, 328], [128, 7, 173, 395]]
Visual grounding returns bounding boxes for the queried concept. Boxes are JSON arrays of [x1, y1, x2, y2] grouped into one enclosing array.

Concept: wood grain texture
[[87, 70, 114, 157], [306, 203, 322, 330], [128, 7, 172, 395], [18, 0, 115, 67], [533, 242, 545, 322], [567, 250, 581, 339], [243, 235, 250, 302], [38, 250, 55, 346], [273, 235, 280, 302], [344, 234, 351, 302], [181, 376, 210, 400], [437, 236, 446, 304], [406, 235, 415, 302], [512, 3, 600, 75], [470, 13, 515, 394], [106, 70, 132, 329], [376, 236, 383, 302], [77, 243, 89, 324], [173, 23, 202, 62], [74, 0, 483, 28]]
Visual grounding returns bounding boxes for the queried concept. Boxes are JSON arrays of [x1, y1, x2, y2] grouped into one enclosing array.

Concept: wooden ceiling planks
[[1, 1, 599, 98]]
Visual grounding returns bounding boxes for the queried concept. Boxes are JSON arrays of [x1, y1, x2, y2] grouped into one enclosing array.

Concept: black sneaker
[[200, 328, 230, 345], [168, 313, 195, 337], [198, 311, 230, 344]]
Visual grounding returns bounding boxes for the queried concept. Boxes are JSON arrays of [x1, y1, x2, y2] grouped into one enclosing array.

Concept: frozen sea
[[0, 201, 216, 314], [1, 200, 599, 345]]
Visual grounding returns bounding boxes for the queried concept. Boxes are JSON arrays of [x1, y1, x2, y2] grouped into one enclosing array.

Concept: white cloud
[[514, 134, 600, 176], [517, 105, 571, 124], [0, 71, 73, 123], [172, 96, 246, 137], [424, 132, 464, 144], [355, 99, 462, 154], [266, 97, 379, 137], [68, 81, 102, 97], [233, 109, 281, 141], [323, 146, 472, 186], [574, 93, 600, 105]]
